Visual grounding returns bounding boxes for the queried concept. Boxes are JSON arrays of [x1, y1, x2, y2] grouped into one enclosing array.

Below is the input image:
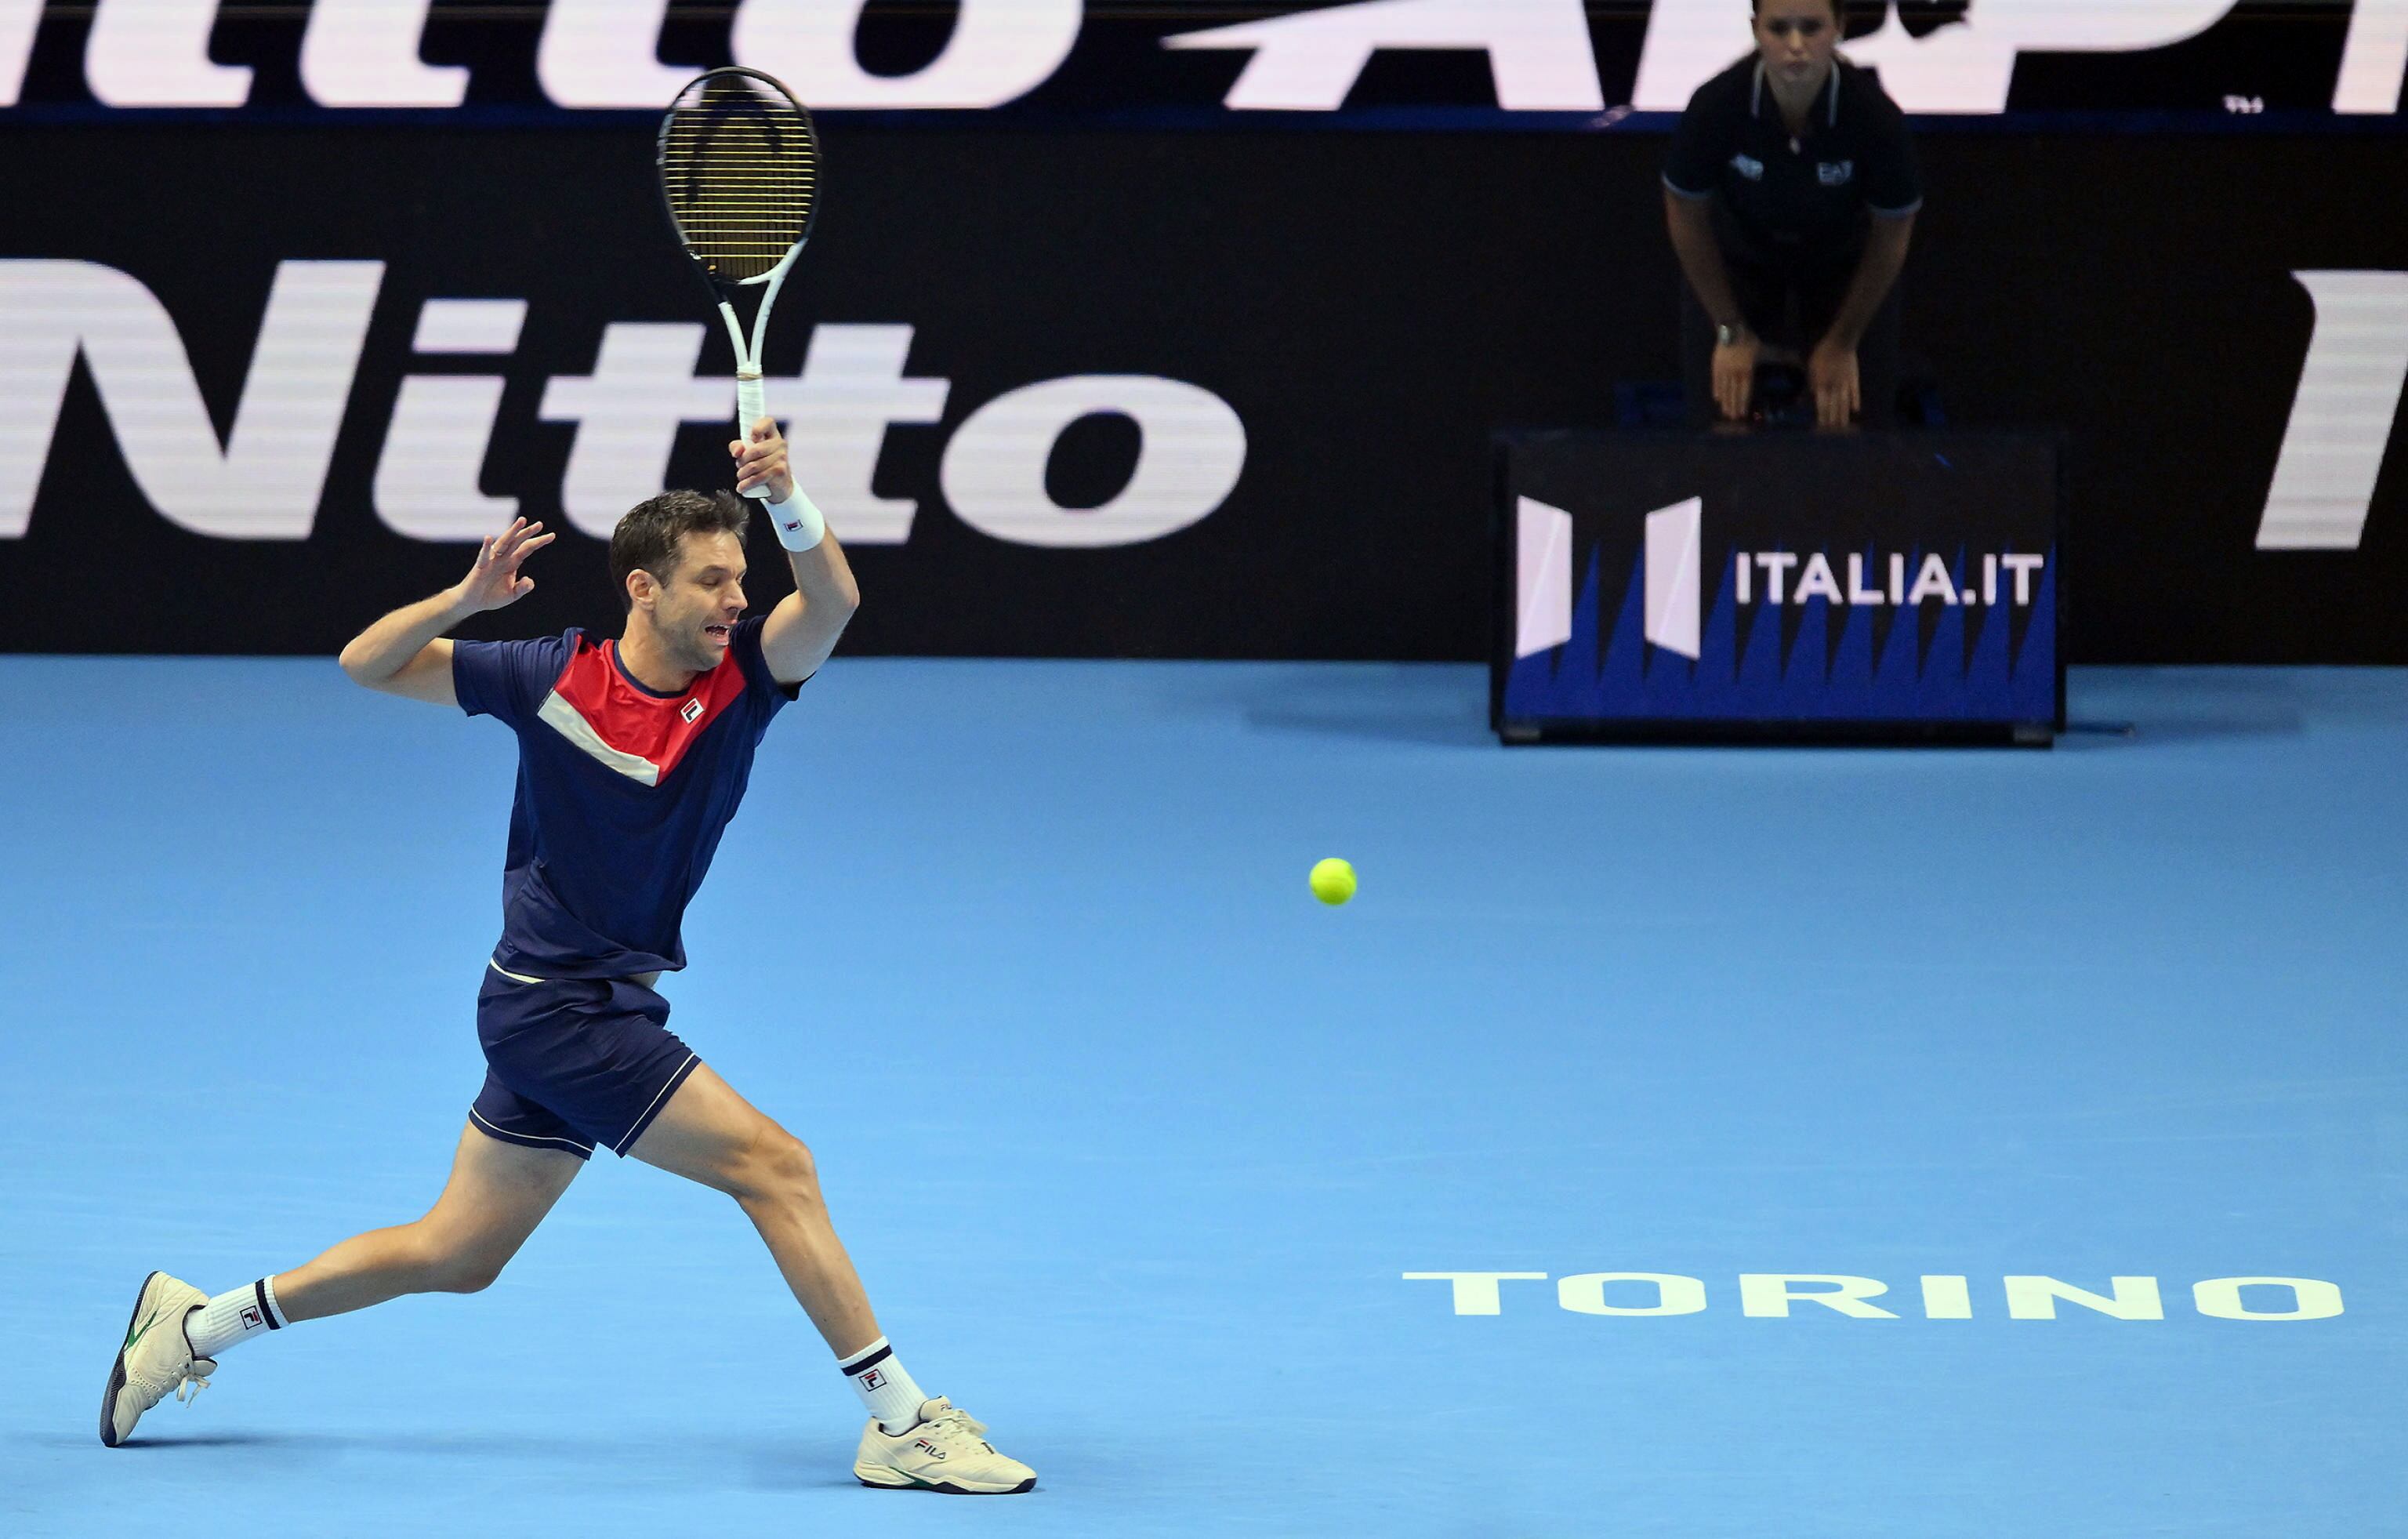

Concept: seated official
[[1662, 0, 1920, 429]]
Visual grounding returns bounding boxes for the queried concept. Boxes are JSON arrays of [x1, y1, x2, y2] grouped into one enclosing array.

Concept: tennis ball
[[1309, 857, 1358, 906]]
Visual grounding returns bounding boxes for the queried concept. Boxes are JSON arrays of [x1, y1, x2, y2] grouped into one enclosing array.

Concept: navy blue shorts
[[469, 964, 702, 1161]]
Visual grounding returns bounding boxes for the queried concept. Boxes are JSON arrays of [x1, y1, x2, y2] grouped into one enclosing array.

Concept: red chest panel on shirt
[[536, 637, 749, 786]]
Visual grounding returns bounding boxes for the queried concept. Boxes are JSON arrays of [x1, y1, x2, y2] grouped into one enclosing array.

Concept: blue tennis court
[[3, 657, 2402, 1536]]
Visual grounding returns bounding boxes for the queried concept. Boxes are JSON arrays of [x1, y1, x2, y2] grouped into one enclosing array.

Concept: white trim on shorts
[[612, 1053, 701, 1156], [469, 1105, 595, 1156]]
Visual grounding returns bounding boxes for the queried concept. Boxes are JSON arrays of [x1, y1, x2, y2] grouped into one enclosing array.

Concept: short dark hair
[[608, 489, 749, 612], [1753, 0, 1841, 16]]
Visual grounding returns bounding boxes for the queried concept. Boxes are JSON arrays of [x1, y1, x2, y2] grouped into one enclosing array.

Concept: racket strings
[[661, 75, 816, 281]]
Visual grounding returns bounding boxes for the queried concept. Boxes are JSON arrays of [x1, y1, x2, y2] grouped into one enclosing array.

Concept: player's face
[[1754, 0, 1837, 88], [657, 529, 749, 670]]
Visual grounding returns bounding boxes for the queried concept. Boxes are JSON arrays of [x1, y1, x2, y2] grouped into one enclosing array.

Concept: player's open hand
[[454, 517, 554, 613], [731, 416, 794, 504]]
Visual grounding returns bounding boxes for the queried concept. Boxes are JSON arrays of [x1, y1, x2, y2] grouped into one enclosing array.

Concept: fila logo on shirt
[[680, 699, 704, 724]]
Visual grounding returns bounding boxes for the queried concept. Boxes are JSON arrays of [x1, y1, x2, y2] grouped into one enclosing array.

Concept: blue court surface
[[3, 657, 2402, 1538]]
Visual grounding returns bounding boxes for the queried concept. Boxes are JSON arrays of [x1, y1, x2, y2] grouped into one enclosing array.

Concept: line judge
[[1663, 0, 1922, 429]]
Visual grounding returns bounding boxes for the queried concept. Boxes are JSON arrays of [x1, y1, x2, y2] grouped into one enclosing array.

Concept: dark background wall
[[2, 3, 2403, 662]]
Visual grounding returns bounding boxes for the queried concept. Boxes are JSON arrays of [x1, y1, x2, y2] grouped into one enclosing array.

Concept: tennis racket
[[657, 67, 821, 501]]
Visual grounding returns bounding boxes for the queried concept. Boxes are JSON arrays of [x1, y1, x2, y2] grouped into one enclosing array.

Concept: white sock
[[183, 1278, 286, 1359], [840, 1337, 930, 1433]]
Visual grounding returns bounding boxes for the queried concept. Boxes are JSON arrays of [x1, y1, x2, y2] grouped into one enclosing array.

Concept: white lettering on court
[[1557, 1273, 1709, 1316], [1739, 1275, 1899, 1319], [1401, 1272, 1549, 1316], [2192, 1277, 2345, 1321]]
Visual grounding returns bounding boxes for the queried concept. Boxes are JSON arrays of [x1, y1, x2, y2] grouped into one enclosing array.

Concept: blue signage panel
[[1494, 431, 2063, 744]]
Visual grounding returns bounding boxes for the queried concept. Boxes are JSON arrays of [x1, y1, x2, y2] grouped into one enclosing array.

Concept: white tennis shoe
[[854, 1397, 1036, 1494], [100, 1271, 214, 1447]]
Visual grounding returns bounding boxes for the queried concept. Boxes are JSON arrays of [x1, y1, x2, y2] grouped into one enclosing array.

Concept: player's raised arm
[[337, 518, 557, 705], [736, 420, 861, 685]]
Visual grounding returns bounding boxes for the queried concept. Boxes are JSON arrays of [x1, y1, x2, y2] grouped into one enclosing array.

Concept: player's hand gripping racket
[[657, 67, 819, 505]]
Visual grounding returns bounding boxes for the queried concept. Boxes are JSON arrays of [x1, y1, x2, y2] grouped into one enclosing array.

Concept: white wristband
[[766, 490, 825, 553]]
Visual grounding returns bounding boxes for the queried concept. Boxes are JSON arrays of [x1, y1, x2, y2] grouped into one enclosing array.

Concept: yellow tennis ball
[[1310, 857, 1357, 906]]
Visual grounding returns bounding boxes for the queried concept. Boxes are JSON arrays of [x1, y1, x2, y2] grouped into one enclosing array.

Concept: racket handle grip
[[734, 369, 771, 500]]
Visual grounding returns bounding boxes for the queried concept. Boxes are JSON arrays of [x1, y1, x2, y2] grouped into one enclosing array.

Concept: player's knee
[[735, 1125, 821, 1208], [433, 1258, 506, 1295], [420, 1243, 508, 1294], [407, 1224, 509, 1294]]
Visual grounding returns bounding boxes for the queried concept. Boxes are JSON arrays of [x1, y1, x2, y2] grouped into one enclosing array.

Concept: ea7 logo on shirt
[[680, 699, 704, 724], [1817, 160, 1855, 187], [1729, 152, 1765, 181]]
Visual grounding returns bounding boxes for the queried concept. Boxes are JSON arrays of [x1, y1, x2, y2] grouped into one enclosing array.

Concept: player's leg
[[628, 1065, 1035, 1494], [274, 1119, 584, 1319], [626, 1064, 878, 1352], [100, 1121, 579, 1446]]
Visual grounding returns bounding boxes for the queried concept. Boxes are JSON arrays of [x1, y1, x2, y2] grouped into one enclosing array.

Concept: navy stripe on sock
[[254, 1279, 281, 1330], [840, 1343, 892, 1377]]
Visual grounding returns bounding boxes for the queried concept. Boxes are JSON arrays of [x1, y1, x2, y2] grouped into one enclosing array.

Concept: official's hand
[[1712, 332, 1761, 423], [1809, 338, 1862, 430], [454, 517, 553, 613], [731, 416, 794, 504]]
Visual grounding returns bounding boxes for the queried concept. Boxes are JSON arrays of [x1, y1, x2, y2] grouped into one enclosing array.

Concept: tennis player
[[100, 423, 1037, 1496]]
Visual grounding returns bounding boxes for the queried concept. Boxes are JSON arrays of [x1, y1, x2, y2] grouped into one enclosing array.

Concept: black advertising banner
[[0, 120, 2403, 662], [6, 1, 2407, 126], [1495, 431, 2062, 743]]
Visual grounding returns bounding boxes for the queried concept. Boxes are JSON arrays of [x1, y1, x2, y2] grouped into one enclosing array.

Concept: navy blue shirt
[[453, 618, 796, 978], [1664, 56, 1921, 275]]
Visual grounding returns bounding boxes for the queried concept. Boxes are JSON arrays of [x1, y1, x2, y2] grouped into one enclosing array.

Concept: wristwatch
[[1716, 321, 1748, 347]]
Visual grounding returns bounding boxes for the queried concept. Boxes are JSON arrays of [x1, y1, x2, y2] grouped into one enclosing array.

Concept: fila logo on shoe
[[680, 698, 703, 724], [912, 1437, 947, 1460]]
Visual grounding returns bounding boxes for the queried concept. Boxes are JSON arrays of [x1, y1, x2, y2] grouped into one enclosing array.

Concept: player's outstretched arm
[[734, 420, 861, 686], [337, 518, 557, 705]]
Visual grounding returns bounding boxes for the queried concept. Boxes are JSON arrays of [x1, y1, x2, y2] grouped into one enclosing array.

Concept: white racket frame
[[723, 242, 803, 499]]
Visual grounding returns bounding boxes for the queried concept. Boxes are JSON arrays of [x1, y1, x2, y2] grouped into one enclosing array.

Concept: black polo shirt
[[1663, 56, 1920, 277]]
